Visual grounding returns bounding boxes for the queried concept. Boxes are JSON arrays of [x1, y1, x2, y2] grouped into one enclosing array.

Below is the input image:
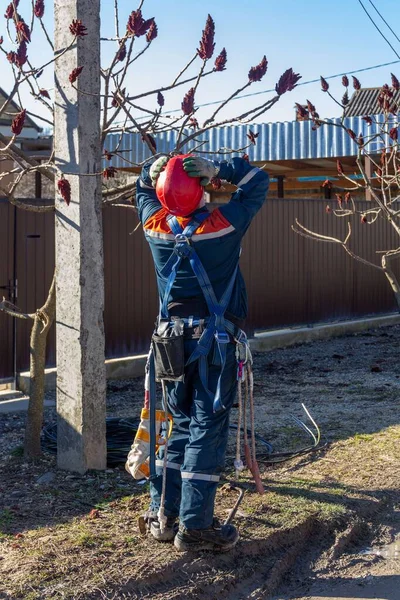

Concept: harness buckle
[[215, 331, 230, 345], [175, 233, 190, 245], [174, 234, 192, 258]]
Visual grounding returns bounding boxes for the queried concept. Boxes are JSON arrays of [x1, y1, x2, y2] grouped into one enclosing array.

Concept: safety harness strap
[[159, 212, 210, 319], [160, 213, 239, 412], [148, 347, 157, 479]]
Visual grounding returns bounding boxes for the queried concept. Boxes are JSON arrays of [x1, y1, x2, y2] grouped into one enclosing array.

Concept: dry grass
[[0, 325, 399, 599]]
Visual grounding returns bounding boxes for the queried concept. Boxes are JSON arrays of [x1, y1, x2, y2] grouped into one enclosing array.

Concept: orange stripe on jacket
[[144, 208, 232, 236]]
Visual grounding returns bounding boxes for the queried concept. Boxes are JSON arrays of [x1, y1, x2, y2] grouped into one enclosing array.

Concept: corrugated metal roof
[[345, 88, 400, 117], [105, 114, 390, 166]]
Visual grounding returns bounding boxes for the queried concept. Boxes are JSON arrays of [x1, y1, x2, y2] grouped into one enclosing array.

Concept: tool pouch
[[152, 319, 185, 382]]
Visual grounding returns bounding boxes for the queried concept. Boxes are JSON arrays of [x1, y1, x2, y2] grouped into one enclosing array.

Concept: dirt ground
[[0, 324, 399, 600]]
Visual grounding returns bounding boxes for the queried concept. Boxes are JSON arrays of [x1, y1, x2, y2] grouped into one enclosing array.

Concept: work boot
[[149, 515, 178, 542], [174, 518, 239, 552]]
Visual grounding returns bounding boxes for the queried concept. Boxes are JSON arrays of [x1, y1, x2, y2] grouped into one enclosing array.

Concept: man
[[135, 154, 269, 552]]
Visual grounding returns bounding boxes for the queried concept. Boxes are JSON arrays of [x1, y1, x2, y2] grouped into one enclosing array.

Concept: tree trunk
[[24, 274, 56, 459], [382, 255, 400, 312]]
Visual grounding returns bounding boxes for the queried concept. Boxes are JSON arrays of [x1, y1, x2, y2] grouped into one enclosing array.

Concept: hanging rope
[[157, 380, 170, 533]]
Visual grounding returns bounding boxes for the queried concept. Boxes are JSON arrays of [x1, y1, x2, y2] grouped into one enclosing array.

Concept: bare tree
[[293, 74, 400, 309], [0, 0, 301, 458]]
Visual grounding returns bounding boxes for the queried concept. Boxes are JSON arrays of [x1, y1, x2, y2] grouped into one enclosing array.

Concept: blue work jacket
[[136, 157, 269, 322]]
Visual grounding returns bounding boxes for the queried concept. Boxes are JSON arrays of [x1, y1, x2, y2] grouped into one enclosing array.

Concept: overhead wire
[[356, 0, 400, 59], [366, 0, 400, 45], [114, 59, 400, 125]]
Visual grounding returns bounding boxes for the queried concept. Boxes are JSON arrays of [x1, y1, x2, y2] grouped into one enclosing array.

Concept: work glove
[[149, 155, 169, 187], [183, 156, 220, 186]]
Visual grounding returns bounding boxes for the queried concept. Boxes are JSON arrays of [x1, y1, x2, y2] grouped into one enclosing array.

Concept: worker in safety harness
[[129, 154, 269, 552]]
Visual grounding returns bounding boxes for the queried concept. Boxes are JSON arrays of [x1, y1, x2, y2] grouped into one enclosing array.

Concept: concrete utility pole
[[54, 0, 106, 472]]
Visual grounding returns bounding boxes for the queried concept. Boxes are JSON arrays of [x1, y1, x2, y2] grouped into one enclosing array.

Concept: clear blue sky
[[1, 0, 400, 129]]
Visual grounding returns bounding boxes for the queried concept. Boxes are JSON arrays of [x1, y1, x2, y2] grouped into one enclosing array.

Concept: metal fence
[[0, 198, 398, 380]]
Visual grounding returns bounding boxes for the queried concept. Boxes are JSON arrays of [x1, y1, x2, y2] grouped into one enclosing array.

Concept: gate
[[0, 200, 16, 382]]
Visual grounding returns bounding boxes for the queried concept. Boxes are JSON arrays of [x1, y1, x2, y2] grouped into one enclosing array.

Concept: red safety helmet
[[156, 154, 203, 217]]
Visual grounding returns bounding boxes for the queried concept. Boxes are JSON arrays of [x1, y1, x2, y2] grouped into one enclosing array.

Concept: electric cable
[[356, 0, 400, 59], [112, 59, 400, 126], [367, 0, 400, 44], [42, 413, 325, 469], [229, 404, 326, 466], [42, 417, 138, 467]]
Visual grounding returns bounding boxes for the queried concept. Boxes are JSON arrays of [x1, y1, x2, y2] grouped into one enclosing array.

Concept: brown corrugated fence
[[0, 198, 398, 379]]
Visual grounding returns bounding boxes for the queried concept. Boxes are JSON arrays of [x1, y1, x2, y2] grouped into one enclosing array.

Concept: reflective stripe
[[144, 226, 235, 241], [181, 471, 220, 482], [155, 459, 181, 471], [236, 167, 260, 188], [144, 230, 175, 241], [191, 225, 235, 240]]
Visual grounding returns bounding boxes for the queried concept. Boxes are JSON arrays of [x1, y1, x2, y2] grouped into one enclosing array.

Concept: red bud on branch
[[181, 87, 195, 115], [342, 75, 349, 87], [362, 115, 372, 126], [7, 51, 16, 64], [15, 41, 27, 67], [382, 83, 393, 97], [127, 10, 154, 37], [306, 100, 316, 114], [389, 127, 398, 141], [69, 66, 84, 84], [58, 178, 71, 206], [346, 128, 357, 141], [103, 150, 113, 161], [242, 153, 250, 162], [344, 192, 351, 203], [116, 43, 126, 62], [275, 68, 301, 95], [325, 205, 331, 213], [157, 91, 164, 107], [11, 109, 26, 135], [322, 179, 332, 188], [335, 194, 343, 207], [248, 56, 268, 83], [69, 20, 87, 37], [111, 92, 120, 108], [141, 134, 157, 153], [4, 1, 19, 19], [391, 73, 399, 91], [247, 130, 259, 145], [197, 14, 215, 60], [103, 167, 118, 179], [34, 0, 45, 18], [189, 117, 199, 129], [320, 76, 329, 92], [337, 160, 344, 175], [295, 103, 308, 119], [352, 76, 361, 90], [342, 91, 349, 106], [361, 215, 367, 223], [214, 48, 227, 72], [146, 19, 158, 42], [39, 89, 50, 99], [357, 133, 364, 146], [17, 21, 31, 43]]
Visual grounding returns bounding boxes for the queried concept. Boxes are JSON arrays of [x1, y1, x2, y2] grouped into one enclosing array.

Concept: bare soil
[[0, 324, 399, 600]]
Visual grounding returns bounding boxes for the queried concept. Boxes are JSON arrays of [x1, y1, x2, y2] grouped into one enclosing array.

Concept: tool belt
[[152, 316, 239, 382]]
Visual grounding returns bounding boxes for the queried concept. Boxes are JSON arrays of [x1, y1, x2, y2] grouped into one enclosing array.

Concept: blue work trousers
[[150, 339, 237, 529]]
